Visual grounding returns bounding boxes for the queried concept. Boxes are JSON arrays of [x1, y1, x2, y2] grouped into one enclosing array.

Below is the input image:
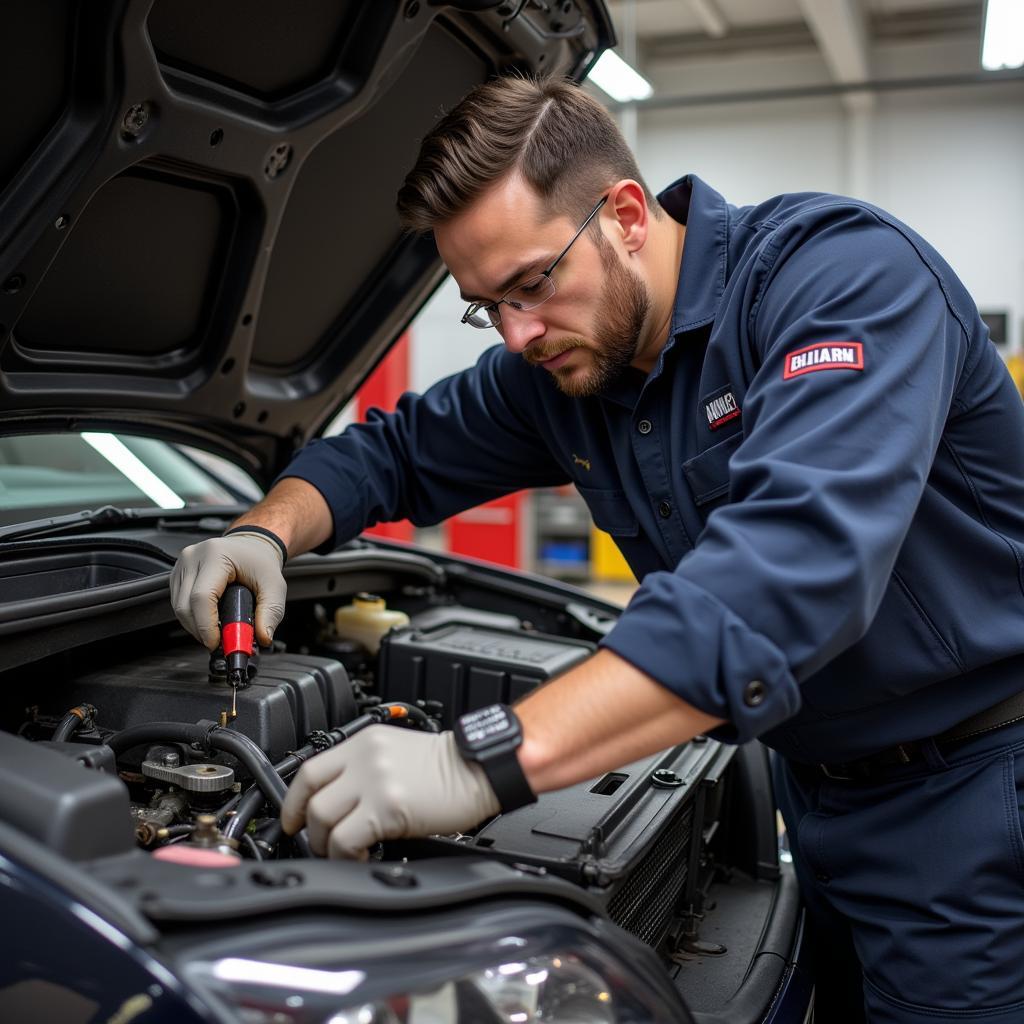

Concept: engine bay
[[0, 538, 791, 1023], [13, 601, 606, 864]]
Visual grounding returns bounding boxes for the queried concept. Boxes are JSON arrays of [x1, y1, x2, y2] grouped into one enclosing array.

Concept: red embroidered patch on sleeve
[[783, 341, 864, 380]]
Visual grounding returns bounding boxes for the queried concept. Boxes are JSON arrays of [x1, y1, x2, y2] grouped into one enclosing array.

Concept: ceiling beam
[[796, 0, 872, 110], [688, 0, 728, 39], [611, 68, 1024, 111], [643, 21, 815, 63], [644, 6, 980, 63]]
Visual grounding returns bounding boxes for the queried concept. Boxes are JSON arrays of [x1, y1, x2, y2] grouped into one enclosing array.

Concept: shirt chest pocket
[[576, 485, 640, 537], [683, 431, 744, 515]]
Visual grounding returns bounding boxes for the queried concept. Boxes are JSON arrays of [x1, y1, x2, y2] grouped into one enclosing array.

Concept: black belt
[[814, 689, 1024, 782]]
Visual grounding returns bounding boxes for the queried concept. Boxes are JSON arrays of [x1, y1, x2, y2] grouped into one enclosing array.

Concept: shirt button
[[658, 500, 672, 518], [743, 680, 766, 707], [637, 419, 652, 435]]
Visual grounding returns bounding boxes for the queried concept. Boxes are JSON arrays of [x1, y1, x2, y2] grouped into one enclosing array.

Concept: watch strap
[[454, 704, 537, 814], [478, 747, 536, 813]]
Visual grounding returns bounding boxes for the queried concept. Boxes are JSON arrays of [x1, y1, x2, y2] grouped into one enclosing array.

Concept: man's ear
[[605, 179, 649, 256]]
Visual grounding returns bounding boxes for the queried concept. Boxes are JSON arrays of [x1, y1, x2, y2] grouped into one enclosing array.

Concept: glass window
[[0, 433, 254, 525]]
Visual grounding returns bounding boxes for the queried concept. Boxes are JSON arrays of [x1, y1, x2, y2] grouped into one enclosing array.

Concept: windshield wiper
[[0, 504, 245, 545], [0, 505, 146, 544]]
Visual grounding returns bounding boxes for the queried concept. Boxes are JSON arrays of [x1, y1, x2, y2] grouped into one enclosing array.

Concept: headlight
[[184, 915, 688, 1024]]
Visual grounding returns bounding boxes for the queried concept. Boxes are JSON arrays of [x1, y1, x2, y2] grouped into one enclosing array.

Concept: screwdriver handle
[[219, 584, 255, 657]]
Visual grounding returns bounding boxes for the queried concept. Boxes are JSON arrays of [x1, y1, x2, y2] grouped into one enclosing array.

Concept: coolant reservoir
[[334, 593, 410, 654]]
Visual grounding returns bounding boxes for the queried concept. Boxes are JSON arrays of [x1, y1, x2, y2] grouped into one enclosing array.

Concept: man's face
[[434, 176, 651, 398]]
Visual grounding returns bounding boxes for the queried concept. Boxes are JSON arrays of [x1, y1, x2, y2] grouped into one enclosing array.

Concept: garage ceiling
[[609, 0, 979, 58], [602, 0, 1001, 105]]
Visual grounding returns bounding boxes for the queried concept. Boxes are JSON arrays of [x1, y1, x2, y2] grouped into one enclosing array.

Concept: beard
[[524, 240, 651, 399]]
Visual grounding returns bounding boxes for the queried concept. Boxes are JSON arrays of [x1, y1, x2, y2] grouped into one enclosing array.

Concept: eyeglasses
[[460, 195, 608, 329]]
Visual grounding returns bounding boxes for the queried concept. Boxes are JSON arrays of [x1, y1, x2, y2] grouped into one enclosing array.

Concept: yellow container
[[1005, 353, 1024, 397], [334, 593, 410, 654], [591, 527, 635, 582]]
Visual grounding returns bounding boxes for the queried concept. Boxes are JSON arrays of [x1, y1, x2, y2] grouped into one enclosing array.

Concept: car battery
[[377, 623, 594, 727]]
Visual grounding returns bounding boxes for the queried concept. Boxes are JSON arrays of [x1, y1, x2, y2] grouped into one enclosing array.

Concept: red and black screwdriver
[[219, 583, 255, 717]]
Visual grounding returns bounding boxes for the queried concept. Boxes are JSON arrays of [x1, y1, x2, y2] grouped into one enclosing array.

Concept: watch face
[[460, 704, 513, 747]]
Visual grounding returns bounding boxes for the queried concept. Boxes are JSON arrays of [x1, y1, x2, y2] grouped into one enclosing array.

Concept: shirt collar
[[660, 174, 730, 338], [598, 174, 730, 408]]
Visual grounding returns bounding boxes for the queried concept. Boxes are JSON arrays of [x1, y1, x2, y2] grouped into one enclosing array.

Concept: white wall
[[637, 36, 1024, 351], [869, 87, 1024, 331], [638, 97, 847, 205]]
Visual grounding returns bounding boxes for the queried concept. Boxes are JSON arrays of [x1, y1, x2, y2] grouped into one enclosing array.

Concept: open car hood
[[0, 0, 613, 485]]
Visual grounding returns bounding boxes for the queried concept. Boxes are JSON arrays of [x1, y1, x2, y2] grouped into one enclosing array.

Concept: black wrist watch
[[454, 704, 536, 813]]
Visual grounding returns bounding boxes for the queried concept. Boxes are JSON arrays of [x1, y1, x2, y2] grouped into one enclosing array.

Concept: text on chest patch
[[704, 390, 741, 431], [783, 341, 864, 379]]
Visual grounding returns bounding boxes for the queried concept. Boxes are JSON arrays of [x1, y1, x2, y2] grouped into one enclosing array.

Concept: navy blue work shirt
[[280, 175, 1024, 763]]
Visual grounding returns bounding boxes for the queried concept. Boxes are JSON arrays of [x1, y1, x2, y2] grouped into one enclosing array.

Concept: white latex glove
[[170, 531, 286, 650], [280, 726, 501, 859]]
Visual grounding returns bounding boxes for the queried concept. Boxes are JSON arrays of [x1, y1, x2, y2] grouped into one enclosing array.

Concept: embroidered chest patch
[[703, 387, 741, 431], [783, 341, 864, 379]]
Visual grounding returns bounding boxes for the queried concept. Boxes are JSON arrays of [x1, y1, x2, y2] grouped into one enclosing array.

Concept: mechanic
[[171, 77, 1024, 1022]]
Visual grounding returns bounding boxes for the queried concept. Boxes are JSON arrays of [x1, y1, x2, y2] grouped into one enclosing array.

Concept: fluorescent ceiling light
[[80, 432, 185, 509], [587, 50, 653, 102], [982, 0, 1024, 70]]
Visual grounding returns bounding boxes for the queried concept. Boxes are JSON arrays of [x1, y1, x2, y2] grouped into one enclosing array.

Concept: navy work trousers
[[774, 719, 1024, 1022]]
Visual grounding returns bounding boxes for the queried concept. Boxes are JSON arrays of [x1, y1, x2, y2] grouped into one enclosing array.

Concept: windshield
[[0, 433, 256, 526]]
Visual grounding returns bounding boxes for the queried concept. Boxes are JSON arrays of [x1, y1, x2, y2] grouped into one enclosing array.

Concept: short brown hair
[[397, 76, 659, 234]]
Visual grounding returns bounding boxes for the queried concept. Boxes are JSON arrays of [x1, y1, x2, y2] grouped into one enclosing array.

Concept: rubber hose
[[215, 791, 243, 825], [268, 715, 385, 783], [53, 703, 97, 743], [209, 729, 288, 805], [52, 712, 84, 743], [257, 821, 312, 859], [105, 722, 286, 807], [225, 738, 330, 840], [273, 749, 311, 780], [222, 785, 267, 841], [240, 833, 264, 861], [105, 721, 206, 755], [383, 701, 437, 731]]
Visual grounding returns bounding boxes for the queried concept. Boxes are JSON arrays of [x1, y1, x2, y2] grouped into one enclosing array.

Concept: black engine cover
[[378, 623, 593, 727], [459, 740, 735, 948], [47, 647, 356, 762]]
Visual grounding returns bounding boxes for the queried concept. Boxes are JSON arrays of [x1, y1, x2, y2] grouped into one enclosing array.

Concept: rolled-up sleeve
[[602, 207, 971, 743], [278, 345, 569, 550]]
